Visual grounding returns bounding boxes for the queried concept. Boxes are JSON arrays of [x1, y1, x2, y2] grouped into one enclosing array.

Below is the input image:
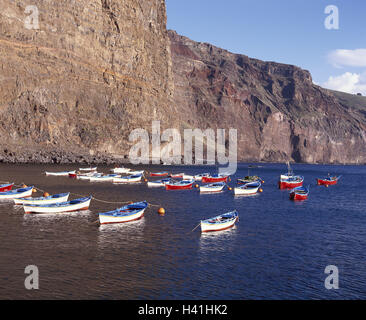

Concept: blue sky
[[166, 0, 366, 94]]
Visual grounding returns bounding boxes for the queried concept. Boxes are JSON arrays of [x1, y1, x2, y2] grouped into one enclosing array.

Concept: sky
[[166, 0, 366, 95]]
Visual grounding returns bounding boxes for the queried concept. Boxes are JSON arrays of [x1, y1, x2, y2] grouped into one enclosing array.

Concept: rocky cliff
[[169, 30, 366, 164], [0, 0, 174, 163], [1, 1, 366, 164]]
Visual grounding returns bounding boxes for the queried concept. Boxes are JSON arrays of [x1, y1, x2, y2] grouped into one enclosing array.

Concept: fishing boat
[[278, 175, 304, 189], [89, 174, 121, 182], [194, 173, 210, 181], [150, 172, 169, 177], [0, 186, 34, 200], [0, 183, 14, 192], [234, 181, 262, 195], [200, 182, 226, 193], [77, 172, 102, 180], [183, 174, 195, 180], [14, 193, 70, 205], [201, 174, 229, 183], [111, 167, 131, 174], [169, 173, 184, 178], [316, 175, 341, 186], [147, 178, 172, 187], [98, 201, 148, 225], [200, 210, 238, 232], [165, 179, 194, 190], [23, 196, 92, 214], [79, 167, 97, 171], [128, 170, 145, 175], [113, 174, 143, 183], [290, 186, 309, 201], [237, 176, 262, 184], [45, 170, 76, 176]]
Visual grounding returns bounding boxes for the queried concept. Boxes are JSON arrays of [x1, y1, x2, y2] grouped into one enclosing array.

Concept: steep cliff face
[[0, 0, 174, 163], [169, 30, 366, 164]]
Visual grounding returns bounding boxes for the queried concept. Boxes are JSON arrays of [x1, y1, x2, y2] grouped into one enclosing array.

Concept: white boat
[[79, 167, 97, 171], [13, 193, 70, 205], [200, 210, 238, 232], [200, 182, 226, 193], [98, 201, 148, 225], [128, 170, 145, 175], [111, 167, 131, 174], [0, 186, 34, 200], [77, 172, 102, 180], [113, 174, 143, 183], [45, 170, 75, 176], [183, 174, 195, 180], [234, 181, 262, 195], [147, 178, 172, 187], [89, 174, 121, 182], [23, 196, 92, 214], [194, 173, 210, 181]]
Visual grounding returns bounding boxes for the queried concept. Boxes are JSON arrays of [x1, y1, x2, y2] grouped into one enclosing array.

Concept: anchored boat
[[14, 193, 70, 205], [45, 171, 75, 176], [200, 182, 226, 193], [316, 175, 341, 186], [169, 173, 184, 178], [113, 174, 143, 183], [111, 167, 131, 174], [234, 181, 262, 195], [79, 167, 97, 172], [147, 178, 172, 187], [201, 174, 229, 183], [290, 186, 309, 201], [237, 176, 262, 184], [200, 210, 238, 232], [150, 172, 169, 177], [0, 186, 34, 200], [89, 174, 121, 182], [23, 196, 92, 214], [194, 173, 210, 181], [98, 201, 148, 225], [0, 183, 14, 192], [165, 179, 194, 190], [279, 175, 304, 189]]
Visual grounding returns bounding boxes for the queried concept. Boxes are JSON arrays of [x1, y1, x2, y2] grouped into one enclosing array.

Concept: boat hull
[[201, 217, 238, 232], [113, 176, 142, 183], [0, 188, 33, 200], [202, 176, 228, 183], [234, 187, 260, 195], [200, 183, 225, 193], [165, 182, 194, 190], [150, 172, 169, 177], [111, 168, 131, 174], [23, 198, 91, 214], [317, 178, 337, 186], [45, 171, 75, 176], [290, 192, 308, 201], [278, 180, 303, 189], [14, 193, 70, 205], [0, 183, 14, 192], [99, 209, 146, 225]]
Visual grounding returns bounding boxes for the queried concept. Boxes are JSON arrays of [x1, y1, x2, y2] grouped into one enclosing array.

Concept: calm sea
[[0, 163, 365, 299]]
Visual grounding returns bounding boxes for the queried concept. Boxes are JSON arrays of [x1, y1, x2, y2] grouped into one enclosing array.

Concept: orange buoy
[[144, 178, 148, 182], [195, 184, 199, 188], [43, 192, 50, 197], [325, 185, 329, 188], [22, 184, 28, 188], [261, 180, 265, 183], [228, 187, 232, 191], [158, 207, 165, 215], [32, 188, 37, 193], [259, 188, 263, 193]]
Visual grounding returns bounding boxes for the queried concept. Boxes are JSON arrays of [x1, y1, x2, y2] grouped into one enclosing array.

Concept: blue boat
[[98, 201, 149, 224], [200, 210, 239, 232], [0, 186, 34, 200]]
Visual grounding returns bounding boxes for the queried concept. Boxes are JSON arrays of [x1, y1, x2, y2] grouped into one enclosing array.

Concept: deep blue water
[[0, 163, 365, 299]]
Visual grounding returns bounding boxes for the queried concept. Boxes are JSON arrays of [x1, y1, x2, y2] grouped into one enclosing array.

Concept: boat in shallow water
[[0, 183, 14, 192], [234, 181, 262, 195], [150, 172, 169, 177], [111, 167, 131, 174], [201, 174, 229, 183], [290, 186, 309, 201], [316, 175, 341, 186], [165, 179, 194, 190], [113, 174, 143, 183], [0, 186, 34, 200], [98, 201, 148, 225], [45, 171, 75, 176], [89, 174, 121, 182], [200, 182, 226, 193], [200, 210, 238, 232], [79, 167, 97, 172], [147, 178, 172, 187], [23, 196, 92, 214], [14, 193, 70, 205]]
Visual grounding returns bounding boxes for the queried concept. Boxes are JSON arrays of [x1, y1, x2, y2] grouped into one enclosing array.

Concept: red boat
[[150, 172, 169, 177], [165, 180, 194, 190], [290, 186, 309, 201], [69, 173, 77, 178], [0, 183, 14, 192], [202, 175, 229, 183], [316, 175, 341, 186], [278, 176, 304, 189], [169, 173, 184, 178]]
